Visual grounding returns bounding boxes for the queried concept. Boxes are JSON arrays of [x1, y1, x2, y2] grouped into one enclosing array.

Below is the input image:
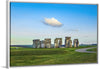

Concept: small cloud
[[42, 17, 62, 27]]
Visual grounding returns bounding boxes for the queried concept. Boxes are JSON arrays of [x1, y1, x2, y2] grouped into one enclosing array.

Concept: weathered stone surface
[[44, 38, 51, 48], [54, 38, 62, 48], [40, 40, 45, 48], [33, 37, 79, 48], [33, 39, 40, 48], [73, 39, 79, 47], [65, 37, 72, 48], [73, 39, 76, 47], [68, 40, 72, 48]]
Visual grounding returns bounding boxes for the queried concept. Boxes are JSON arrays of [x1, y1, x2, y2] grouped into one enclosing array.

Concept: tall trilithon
[[65, 37, 72, 48], [73, 39, 79, 47], [33, 39, 41, 48], [54, 38, 62, 48], [44, 38, 51, 48], [40, 40, 45, 48]]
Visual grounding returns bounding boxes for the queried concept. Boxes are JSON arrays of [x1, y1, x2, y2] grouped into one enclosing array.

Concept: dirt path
[[75, 47, 96, 53]]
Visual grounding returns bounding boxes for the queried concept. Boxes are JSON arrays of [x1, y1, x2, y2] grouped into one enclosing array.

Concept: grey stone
[[33, 39, 40, 48], [65, 37, 72, 48], [44, 38, 51, 48], [73, 39, 79, 47], [54, 38, 62, 48]]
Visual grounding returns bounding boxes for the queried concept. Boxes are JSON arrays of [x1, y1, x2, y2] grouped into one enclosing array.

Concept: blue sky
[[11, 2, 97, 45]]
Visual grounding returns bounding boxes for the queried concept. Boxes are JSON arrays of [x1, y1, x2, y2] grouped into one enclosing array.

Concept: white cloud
[[43, 17, 62, 27]]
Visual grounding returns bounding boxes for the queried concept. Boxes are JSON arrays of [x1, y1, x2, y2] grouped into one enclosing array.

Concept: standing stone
[[65, 37, 72, 48], [73, 39, 79, 47], [40, 40, 45, 48], [73, 39, 76, 47], [45, 38, 51, 48], [33, 39, 40, 48], [68, 40, 72, 48], [54, 38, 62, 48], [76, 39, 79, 47]]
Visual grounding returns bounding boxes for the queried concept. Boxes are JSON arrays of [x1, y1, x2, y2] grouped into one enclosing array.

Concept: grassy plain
[[87, 48, 97, 52], [10, 45, 97, 66]]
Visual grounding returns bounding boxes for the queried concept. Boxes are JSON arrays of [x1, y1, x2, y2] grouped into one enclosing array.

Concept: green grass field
[[87, 48, 97, 52], [10, 46, 97, 66]]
